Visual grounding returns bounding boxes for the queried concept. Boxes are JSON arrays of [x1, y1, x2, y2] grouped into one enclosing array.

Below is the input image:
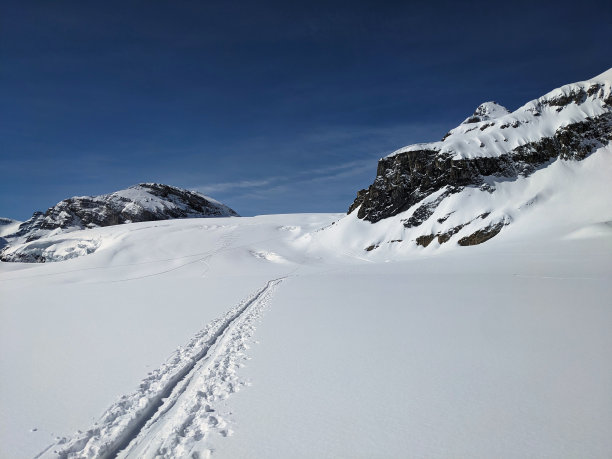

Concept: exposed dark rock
[[348, 188, 368, 214], [350, 112, 612, 223], [436, 224, 466, 244], [402, 191, 454, 228], [10, 212, 44, 241], [1, 183, 239, 263], [500, 121, 521, 129], [10, 183, 239, 243], [462, 102, 510, 124], [457, 221, 505, 246], [417, 212, 495, 246], [415, 234, 435, 247], [365, 244, 379, 251], [546, 89, 588, 107], [437, 213, 454, 224], [3, 251, 47, 263]]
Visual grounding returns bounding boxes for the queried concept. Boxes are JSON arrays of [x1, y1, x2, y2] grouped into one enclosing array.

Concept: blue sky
[[1, 0, 611, 220]]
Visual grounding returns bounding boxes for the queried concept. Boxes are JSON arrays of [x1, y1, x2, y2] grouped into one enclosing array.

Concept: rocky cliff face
[[347, 69, 612, 247], [1, 183, 238, 262]]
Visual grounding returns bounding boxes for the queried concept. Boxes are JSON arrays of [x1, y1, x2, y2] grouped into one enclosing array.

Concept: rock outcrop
[[1, 183, 238, 262], [348, 69, 612, 247]]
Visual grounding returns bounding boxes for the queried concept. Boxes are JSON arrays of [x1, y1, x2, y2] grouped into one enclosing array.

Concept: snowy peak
[[1, 183, 238, 262], [462, 101, 510, 124], [389, 68, 612, 161], [102, 183, 239, 222], [345, 68, 612, 250], [535, 69, 612, 109], [17, 183, 238, 240]]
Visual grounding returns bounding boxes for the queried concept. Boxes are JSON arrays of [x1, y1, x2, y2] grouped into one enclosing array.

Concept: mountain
[[0, 218, 21, 251], [342, 68, 612, 250], [0, 183, 238, 262], [1, 74, 611, 459], [0, 218, 21, 238]]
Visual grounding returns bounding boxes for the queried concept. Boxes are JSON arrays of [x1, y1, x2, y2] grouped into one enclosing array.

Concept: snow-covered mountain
[[0, 71, 611, 459], [341, 68, 612, 251], [0, 183, 238, 262], [0, 217, 21, 236], [0, 218, 21, 251]]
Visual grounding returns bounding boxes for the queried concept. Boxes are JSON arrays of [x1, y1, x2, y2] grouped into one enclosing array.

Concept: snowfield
[[1, 148, 612, 457]]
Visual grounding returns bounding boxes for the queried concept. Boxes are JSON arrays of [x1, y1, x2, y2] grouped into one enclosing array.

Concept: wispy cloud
[[181, 120, 450, 214], [194, 157, 377, 196], [197, 179, 274, 194]]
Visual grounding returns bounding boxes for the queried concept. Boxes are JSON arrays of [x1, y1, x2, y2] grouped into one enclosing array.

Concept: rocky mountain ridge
[[1, 183, 238, 262], [347, 68, 612, 248]]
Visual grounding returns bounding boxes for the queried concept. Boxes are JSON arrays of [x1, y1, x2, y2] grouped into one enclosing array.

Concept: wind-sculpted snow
[[38, 279, 284, 459]]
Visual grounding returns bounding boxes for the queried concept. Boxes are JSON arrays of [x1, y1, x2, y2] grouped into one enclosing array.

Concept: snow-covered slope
[[461, 101, 510, 124], [0, 218, 21, 251], [0, 183, 238, 262], [0, 218, 21, 238], [349, 68, 612, 246], [1, 70, 610, 459], [318, 143, 612, 256], [1, 210, 610, 458]]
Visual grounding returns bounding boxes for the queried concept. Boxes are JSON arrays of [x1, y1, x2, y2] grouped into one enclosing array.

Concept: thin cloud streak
[[197, 179, 274, 194], [194, 158, 377, 196], [190, 121, 434, 199]]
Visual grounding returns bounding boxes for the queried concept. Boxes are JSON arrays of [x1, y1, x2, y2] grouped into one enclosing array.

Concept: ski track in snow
[[37, 277, 285, 459], [108, 230, 240, 284], [0, 230, 288, 285]]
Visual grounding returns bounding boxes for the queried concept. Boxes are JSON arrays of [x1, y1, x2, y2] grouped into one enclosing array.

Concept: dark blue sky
[[1, 0, 610, 220]]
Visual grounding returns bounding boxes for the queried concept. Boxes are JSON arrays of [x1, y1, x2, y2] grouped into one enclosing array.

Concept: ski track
[[37, 277, 284, 459], [0, 230, 287, 285]]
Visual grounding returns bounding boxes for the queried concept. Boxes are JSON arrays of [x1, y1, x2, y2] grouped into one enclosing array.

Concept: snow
[[461, 101, 510, 124], [0, 219, 21, 237], [1, 145, 611, 458], [387, 68, 612, 160], [111, 186, 225, 215], [2, 236, 101, 262], [0, 214, 333, 458], [0, 184, 238, 261], [1, 68, 611, 456], [219, 254, 612, 458], [320, 144, 611, 257]]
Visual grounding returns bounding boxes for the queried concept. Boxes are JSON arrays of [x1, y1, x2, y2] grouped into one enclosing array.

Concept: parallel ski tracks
[[38, 277, 285, 459]]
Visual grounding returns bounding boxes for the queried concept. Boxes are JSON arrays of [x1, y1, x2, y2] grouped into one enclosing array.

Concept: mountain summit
[[462, 101, 510, 124], [342, 68, 612, 250], [1, 183, 238, 262]]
